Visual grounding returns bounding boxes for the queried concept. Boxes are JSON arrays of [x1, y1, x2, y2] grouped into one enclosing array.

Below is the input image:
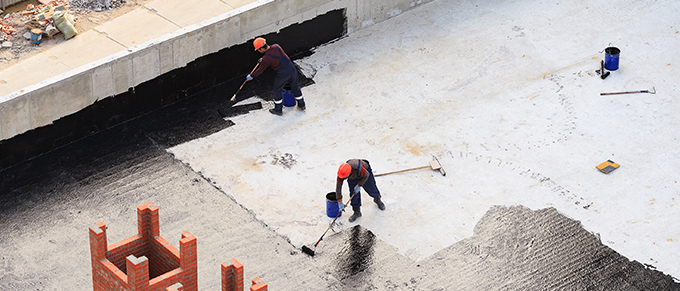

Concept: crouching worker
[[336, 159, 386, 222]]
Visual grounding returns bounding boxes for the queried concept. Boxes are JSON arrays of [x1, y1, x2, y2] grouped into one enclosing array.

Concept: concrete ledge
[[0, 0, 433, 150], [28, 71, 94, 129], [0, 94, 31, 139], [112, 55, 134, 97]]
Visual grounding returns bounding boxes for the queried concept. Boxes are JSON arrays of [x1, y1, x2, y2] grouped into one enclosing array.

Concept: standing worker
[[336, 159, 386, 222], [246, 37, 306, 115]]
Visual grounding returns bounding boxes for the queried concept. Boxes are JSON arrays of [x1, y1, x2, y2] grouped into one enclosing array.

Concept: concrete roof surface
[[1, 0, 680, 290], [170, 0, 680, 280]]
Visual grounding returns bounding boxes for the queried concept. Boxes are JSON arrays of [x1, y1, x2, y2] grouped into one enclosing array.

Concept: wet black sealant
[[0, 9, 344, 171], [0, 9, 345, 213], [336, 225, 376, 280]]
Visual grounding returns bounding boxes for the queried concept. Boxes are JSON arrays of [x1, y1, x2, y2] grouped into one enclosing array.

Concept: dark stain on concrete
[[336, 225, 376, 280]]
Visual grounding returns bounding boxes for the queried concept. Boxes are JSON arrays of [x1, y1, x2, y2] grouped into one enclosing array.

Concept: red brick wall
[[149, 236, 181, 278], [166, 282, 184, 291], [222, 258, 244, 291], [90, 203, 268, 291], [178, 232, 198, 290], [89, 202, 197, 291], [250, 277, 268, 291], [107, 235, 145, 273]]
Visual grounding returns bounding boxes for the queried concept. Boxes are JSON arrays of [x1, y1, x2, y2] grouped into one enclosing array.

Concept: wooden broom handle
[[600, 90, 644, 95], [374, 166, 431, 177]]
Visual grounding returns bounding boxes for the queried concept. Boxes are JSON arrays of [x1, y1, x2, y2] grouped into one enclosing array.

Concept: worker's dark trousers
[[268, 46, 303, 108], [347, 165, 381, 208], [273, 69, 302, 103]]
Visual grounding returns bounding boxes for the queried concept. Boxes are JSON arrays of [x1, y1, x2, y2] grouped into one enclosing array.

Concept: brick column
[[138, 202, 160, 241], [221, 258, 244, 291], [250, 277, 268, 291], [89, 222, 107, 259], [179, 232, 197, 291], [89, 222, 107, 291], [126, 255, 150, 290]]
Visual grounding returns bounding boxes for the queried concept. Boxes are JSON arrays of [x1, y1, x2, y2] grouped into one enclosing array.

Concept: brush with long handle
[[302, 191, 359, 257], [600, 60, 610, 80], [230, 63, 260, 102]]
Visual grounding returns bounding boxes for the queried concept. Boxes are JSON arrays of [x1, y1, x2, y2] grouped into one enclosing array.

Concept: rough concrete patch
[[418, 205, 680, 290]]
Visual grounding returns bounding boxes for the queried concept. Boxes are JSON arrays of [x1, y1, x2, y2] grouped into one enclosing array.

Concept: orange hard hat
[[338, 163, 352, 178], [253, 37, 266, 51]]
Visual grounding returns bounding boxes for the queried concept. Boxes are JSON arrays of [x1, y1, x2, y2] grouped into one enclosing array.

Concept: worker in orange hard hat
[[336, 159, 385, 222], [245, 37, 306, 116]]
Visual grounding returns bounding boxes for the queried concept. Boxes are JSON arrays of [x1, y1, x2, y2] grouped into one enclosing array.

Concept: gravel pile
[[70, 0, 125, 12]]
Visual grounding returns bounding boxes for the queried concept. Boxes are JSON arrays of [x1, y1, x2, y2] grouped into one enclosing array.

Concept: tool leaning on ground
[[600, 87, 656, 96], [302, 191, 359, 257], [229, 62, 260, 102], [374, 156, 446, 177], [599, 60, 610, 80]]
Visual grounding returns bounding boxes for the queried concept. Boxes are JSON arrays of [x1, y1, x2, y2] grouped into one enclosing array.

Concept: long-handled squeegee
[[375, 156, 446, 177], [600, 87, 655, 96]]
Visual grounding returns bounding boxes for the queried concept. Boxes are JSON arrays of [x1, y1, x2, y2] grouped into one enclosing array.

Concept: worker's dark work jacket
[[251, 44, 302, 102], [336, 159, 381, 207]]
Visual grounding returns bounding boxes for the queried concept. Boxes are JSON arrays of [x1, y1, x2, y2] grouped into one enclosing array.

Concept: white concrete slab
[[145, 0, 234, 28], [0, 53, 72, 96], [169, 0, 680, 278], [94, 7, 181, 48], [43, 30, 126, 69], [222, 0, 257, 10]]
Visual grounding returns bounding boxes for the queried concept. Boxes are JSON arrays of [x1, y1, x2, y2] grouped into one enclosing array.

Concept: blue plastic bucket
[[30, 29, 42, 45], [282, 84, 296, 107], [326, 192, 341, 218], [604, 47, 620, 71]]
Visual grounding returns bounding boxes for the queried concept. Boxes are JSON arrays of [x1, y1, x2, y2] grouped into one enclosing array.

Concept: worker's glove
[[258, 57, 262, 63], [354, 185, 361, 194], [338, 202, 345, 212], [246, 74, 253, 81]]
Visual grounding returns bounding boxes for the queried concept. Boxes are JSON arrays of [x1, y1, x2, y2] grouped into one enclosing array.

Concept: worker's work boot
[[296, 97, 306, 111], [373, 196, 386, 210], [269, 103, 283, 116], [348, 207, 362, 222]]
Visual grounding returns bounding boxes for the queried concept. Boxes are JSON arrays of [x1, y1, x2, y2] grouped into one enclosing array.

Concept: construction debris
[[0, 0, 127, 50], [23, 1, 76, 41], [0, 0, 128, 67], [1, 1, 72, 47], [70, 0, 126, 12]]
